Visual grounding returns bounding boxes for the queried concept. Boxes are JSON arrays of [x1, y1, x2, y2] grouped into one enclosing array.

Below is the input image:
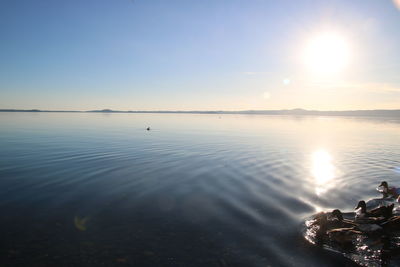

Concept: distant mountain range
[[1, 108, 400, 117]]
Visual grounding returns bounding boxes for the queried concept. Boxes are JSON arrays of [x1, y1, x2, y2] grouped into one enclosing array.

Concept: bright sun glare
[[304, 33, 350, 75], [312, 149, 335, 196]]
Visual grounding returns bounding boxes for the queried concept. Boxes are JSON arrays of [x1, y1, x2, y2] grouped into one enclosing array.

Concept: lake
[[0, 112, 399, 266]]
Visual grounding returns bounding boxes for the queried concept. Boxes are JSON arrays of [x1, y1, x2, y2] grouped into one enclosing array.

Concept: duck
[[355, 200, 394, 219], [331, 209, 383, 234], [311, 210, 354, 230], [309, 211, 347, 242], [329, 209, 357, 228], [310, 210, 362, 242], [327, 227, 362, 245], [378, 181, 399, 198]]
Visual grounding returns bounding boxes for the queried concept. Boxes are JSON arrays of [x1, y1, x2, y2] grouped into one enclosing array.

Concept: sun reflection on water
[[312, 149, 335, 196]]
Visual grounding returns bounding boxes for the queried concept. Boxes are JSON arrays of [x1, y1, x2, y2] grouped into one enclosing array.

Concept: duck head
[[331, 209, 344, 221], [379, 181, 389, 197], [380, 181, 389, 189], [355, 200, 367, 214]]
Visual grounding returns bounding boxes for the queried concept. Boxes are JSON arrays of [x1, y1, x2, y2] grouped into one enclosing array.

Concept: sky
[[0, 0, 399, 111]]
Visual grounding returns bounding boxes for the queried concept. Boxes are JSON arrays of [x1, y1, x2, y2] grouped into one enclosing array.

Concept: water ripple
[[0, 113, 399, 266]]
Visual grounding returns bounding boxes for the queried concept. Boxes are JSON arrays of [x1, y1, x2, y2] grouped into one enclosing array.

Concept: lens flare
[[394, 0, 400, 10]]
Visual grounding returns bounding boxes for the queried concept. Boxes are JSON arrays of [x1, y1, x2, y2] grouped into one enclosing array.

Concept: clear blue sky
[[1, 0, 399, 110]]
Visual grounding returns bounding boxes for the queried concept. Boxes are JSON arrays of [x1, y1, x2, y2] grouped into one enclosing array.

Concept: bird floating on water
[[355, 200, 394, 219], [377, 181, 400, 198]]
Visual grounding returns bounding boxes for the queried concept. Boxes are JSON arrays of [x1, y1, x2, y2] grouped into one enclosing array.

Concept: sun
[[304, 33, 350, 75]]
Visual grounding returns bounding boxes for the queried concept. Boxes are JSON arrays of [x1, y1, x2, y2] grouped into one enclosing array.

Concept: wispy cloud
[[366, 83, 400, 93], [337, 82, 400, 93], [303, 80, 400, 93], [242, 71, 273, 76]]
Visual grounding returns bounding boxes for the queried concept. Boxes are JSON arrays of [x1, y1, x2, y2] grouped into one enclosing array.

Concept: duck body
[[313, 210, 356, 231], [332, 209, 383, 234], [327, 227, 362, 245], [355, 200, 394, 219], [377, 181, 400, 198], [309, 210, 356, 243], [329, 209, 357, 228]]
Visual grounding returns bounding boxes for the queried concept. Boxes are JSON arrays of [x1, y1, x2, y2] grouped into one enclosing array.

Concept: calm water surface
[[1, 113, 400, 266]]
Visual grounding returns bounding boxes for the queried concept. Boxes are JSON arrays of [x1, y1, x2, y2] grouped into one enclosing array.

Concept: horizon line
[[1, 108, 400, 117]]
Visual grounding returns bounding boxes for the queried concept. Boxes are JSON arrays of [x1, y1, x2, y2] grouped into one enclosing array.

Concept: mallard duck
[[329, 209, 357, 228], [331, 209, 383, 234], [312, 210, 354, 230], [355, 200, 394, 219], [310, 211, 349, 241], [378, 181, 399, 198], [327, 227, 362, 245]]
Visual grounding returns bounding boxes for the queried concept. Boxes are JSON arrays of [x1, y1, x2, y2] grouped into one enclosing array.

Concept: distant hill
[[0, 109, 42, 112], [1, 108, 400, 117], [0, 109, 79, 113], [87, 109, 121, 113]]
